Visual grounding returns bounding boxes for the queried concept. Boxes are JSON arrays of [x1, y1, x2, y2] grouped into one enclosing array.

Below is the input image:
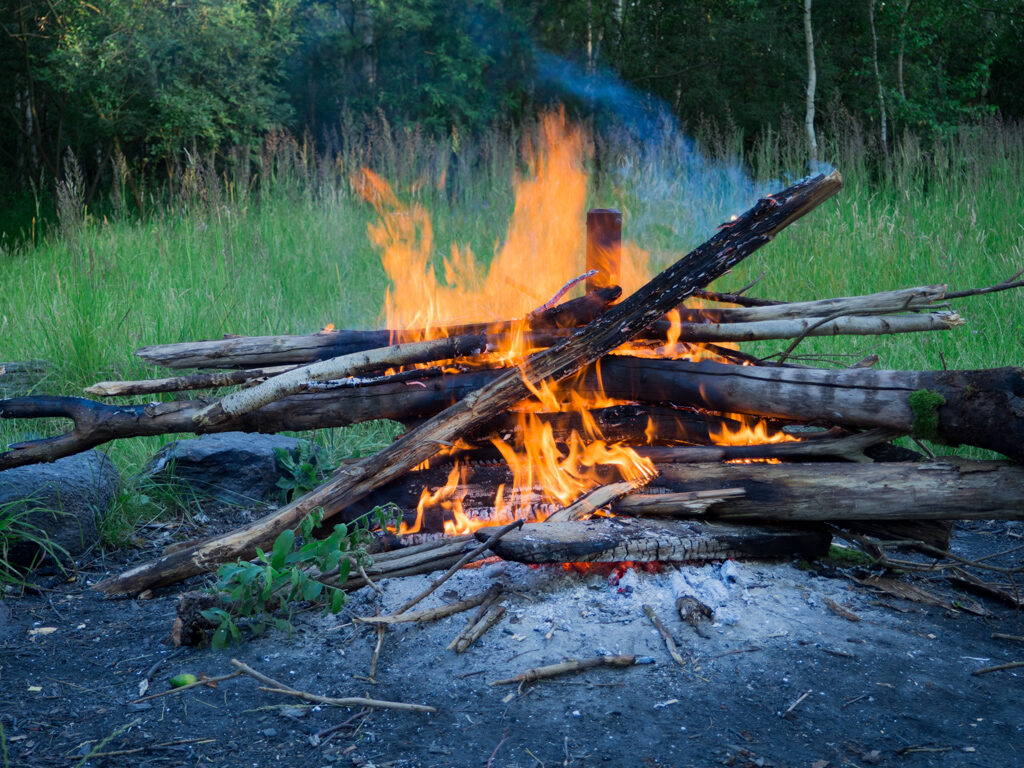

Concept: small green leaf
[[302, 579, 323, 601], [271, 529, 295, 569], [211, 625, 228, 651]]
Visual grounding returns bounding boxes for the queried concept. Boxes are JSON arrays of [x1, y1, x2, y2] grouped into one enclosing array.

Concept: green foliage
[[200, 504, 396, 649], [273, 443, 333, 503]]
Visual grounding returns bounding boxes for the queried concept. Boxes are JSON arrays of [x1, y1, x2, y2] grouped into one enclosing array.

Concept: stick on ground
[[489, 654, 639, 686]]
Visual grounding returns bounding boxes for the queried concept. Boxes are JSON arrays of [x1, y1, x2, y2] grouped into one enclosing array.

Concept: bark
[[93, 170, 843, 595], [135, 287, 621, 370], [347, 459, 1024, 531], [473, 518, 831, 564], [593, 357, 1024, 461]]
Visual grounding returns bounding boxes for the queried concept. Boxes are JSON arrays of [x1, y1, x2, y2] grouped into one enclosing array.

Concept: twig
[[447, 586, 504, 651], [782, 689, 813, 717], [357, 562, 383, 595], [823, 597, 862, 622], [532, 270, 598, 313], [230, 659, 435, 712], [642, 605, 685, 667], [455, 605, 506, 654], [485, 728, 511, 768], [489, 655, 637, 686], [395, 519, 524, 615], [944, 268, 1024, 299], [368, 625, 385, 682], [992, 633, 1024, 644], [130, 670, 242, 703], [359, 585, 500, 625], [972, 660, 1024, 676]]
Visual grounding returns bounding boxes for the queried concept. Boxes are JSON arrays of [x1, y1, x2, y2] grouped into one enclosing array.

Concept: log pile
[[3, 168, 1024, 600]]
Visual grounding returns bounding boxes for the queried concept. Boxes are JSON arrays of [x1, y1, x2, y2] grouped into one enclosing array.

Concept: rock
[[142, 433, 318, 505], [0, 450, 120, 563]]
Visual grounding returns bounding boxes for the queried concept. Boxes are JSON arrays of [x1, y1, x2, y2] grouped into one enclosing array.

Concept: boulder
[[0, 450, 120, 563], [142, 432, 319, 506]]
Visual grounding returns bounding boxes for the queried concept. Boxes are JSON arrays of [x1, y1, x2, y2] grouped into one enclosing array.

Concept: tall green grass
[[2, 114, 1022, 482]]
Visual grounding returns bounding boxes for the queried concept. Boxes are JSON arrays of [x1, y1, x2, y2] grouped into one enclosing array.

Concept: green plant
[[274, 443, 334, 503], [201, 504, 396, 649], [0, 497, 69, 587]]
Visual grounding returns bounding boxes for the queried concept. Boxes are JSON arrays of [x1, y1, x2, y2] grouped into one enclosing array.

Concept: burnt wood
[[472, 518, 831, 563]]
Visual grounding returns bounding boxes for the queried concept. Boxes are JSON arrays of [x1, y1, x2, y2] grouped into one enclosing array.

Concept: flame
[[709, 414, 798, 446], [355, 110, 590, 344]]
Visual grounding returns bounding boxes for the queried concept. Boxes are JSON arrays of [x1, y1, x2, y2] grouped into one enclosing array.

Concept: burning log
[[126, 283, 952, 375], [473, 518, 831, 564], [92, 170, 843, 595], [7, 351, 1022, 470], [346, 458, 1024, 529], [593, 357, 1024, 462], [134, 287, 622, 370]]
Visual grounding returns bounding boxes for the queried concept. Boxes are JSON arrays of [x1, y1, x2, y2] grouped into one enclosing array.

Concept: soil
[[2, 514, 1023, 768]]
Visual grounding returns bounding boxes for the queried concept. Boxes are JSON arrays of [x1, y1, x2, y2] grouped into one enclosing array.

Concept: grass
[[2, 113, 1023, 542]]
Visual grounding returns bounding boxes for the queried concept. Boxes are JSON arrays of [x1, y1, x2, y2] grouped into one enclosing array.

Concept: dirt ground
[[3, 517, 1023, 768]]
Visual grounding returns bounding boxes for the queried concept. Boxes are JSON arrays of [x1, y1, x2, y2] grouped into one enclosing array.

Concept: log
[[472, 517, 831, 563], [0, 396, 726, 471], [343, 459, 1024, 528], [135, 287, 622, 370], [93, 170, 843, 595], [129, 283, 950, 372], [593, 357, 1024, 461], [85, 365, 297, 397], [85, 310, 962, 399], [662, 311, 962, 344], [9, 350, 1022, 468]]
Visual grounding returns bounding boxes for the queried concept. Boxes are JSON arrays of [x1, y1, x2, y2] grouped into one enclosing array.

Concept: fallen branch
[[356, 585, 500, 625], [229, 659, 435, 712], [489, 654, 639, 686]]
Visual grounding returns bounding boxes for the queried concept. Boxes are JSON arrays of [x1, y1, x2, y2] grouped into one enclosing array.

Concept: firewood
[[355, 585, 501, 625], [84, 365, 297, 397], [135, 287, 621, 370], [189, 331, 515, 427], [453, 604, 506, 653], [544, 480, 652, 523], [93, 170, 843, 595], [346, 459, 1024, 530], [593, 357, 1024, 461], [472, 518, 831, 564], [664, 311, 962, 344]]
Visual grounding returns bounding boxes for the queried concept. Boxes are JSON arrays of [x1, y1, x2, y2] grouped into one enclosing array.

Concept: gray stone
[[0, 450, 120, 561], [142, 432, 317, 505]]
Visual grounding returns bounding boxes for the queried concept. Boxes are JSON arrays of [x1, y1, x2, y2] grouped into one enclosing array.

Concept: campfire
[[2, 113, 1024, 608]]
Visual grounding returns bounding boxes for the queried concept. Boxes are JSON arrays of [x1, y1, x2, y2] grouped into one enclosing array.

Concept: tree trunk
[[92, 171, 843, 595], [804, 0, 818, 167], [869, 0, 889, 160]]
